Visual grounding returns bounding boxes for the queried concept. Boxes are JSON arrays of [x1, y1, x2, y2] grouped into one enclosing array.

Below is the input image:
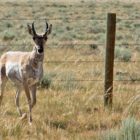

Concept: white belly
[[5, 61, 43, 87], [6, 62, 22, 84]]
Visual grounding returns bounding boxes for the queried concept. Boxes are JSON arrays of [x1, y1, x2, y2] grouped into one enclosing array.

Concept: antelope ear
[[27, 24, 33, 36], [47, 24, 52, 35]]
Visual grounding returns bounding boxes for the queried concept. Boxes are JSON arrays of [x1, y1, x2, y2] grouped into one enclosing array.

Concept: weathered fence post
[[104, 13, 116, 109]]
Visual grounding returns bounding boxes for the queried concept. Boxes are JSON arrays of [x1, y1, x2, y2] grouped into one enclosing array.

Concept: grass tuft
[[3, 31, 15, 41], [103, 117, 140, 140], [115, 46, 132, 62]]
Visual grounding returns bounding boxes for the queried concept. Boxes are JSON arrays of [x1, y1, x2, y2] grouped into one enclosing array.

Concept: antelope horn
[[45, 21, 49, 32], [32, 22, 37, 36]]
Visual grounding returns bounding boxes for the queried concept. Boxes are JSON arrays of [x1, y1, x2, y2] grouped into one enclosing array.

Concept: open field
[[0, 0, 140, 139]]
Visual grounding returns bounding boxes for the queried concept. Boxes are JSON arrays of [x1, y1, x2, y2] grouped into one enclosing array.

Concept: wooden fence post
[[104, 13, 116, 109]]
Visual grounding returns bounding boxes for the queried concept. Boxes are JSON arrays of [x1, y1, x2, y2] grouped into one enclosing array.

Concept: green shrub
[[5, 22, 13, 28], [103, 117, 140, 140], [120, 118, 140, 140], [40, 71, 58, 89], [40, 74, 52, 89], [89, 44, 98, 50], [3, 31, 15, 41], [115, 47, 132, 62]]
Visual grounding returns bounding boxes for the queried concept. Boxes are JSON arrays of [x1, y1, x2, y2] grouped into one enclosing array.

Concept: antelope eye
[[44, 36, 48, 40]]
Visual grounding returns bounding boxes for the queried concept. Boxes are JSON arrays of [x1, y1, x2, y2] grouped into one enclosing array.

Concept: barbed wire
[[0, 17, 99, 20], [0, 2, 110, 6], [46, 79, 140, 82], [44, 60, 140, 63], [0, 43, 140, 47], [0, 18, 140, 21]]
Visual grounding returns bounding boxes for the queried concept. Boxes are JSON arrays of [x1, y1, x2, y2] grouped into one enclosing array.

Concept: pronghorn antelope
[[0, 21, 52, 124]]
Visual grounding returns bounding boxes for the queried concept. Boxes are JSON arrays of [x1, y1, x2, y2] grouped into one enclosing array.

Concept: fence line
[[0, 18, 140, 21], [0, 18, 105, 21], [42, 79, 140, 82], [44, 60, 103, 63], [0, 2, 116, 6], [0, 43, 140, 47], [44, 60, 140, 63], [0, 15, 139, 84]]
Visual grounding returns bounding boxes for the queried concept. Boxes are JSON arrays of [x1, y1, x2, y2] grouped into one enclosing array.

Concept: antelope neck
[[30, 47, 44, 68]]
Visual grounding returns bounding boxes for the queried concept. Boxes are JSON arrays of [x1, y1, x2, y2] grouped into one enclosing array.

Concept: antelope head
[[27, 21, 52, 54]]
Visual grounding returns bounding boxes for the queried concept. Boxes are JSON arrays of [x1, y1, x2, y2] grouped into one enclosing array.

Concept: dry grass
[[0, 0, 140, 139]]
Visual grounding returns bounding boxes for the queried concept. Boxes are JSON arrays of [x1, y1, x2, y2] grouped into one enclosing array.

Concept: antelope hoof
[[20, 113, 27, 120]]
